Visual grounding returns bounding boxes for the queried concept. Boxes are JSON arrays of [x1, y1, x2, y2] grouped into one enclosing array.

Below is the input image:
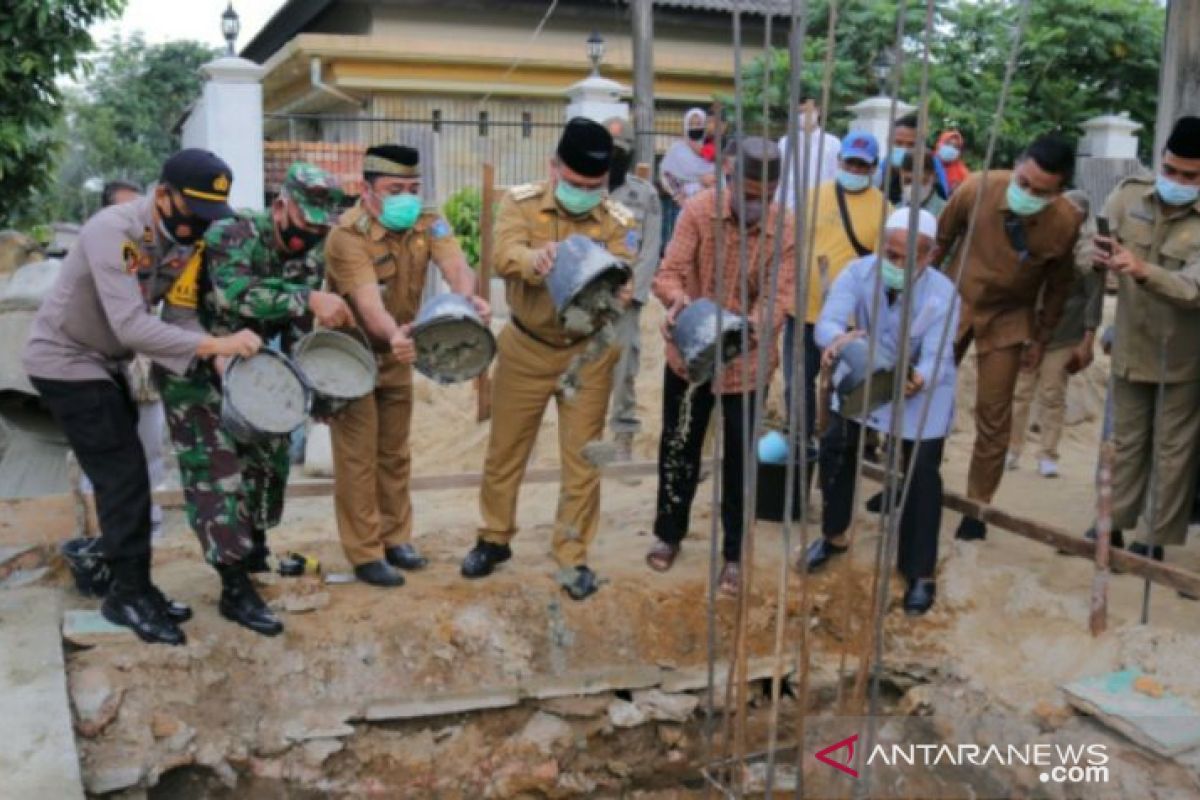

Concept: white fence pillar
[[846, 96, 916, 148], [181, 56, 266, 211]]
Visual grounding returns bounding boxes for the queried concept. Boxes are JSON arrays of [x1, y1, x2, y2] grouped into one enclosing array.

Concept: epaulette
[[1115, 173, 1153, 190], [509, 182, 543, 202], [605, 198, 634, 228], [353, 212, 373, 235]]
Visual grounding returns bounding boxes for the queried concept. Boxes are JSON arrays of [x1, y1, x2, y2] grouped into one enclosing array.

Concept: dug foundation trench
[[27, 468, 1200, 798]]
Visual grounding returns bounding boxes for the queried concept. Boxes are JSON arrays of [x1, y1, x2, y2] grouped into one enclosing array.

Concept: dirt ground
[[58, 297, 1200, 797]]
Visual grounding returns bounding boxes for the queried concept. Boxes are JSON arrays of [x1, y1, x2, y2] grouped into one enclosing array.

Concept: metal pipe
[[309, 56, 365, 110]]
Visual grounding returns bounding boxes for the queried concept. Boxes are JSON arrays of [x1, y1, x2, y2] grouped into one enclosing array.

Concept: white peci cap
[[885, 207, 938, 240]]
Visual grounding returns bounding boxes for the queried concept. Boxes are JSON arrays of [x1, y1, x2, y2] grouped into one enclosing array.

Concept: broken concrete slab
[[607, 699, 648, 728], [659, 656, 787, 693], [631, 689, 698, 723], [1063, 670, 1200, 757], [282, 709, 356, 742], [519, 711, 574, 755], [84, 765, 143, 796], [364, 686, 521, 722], [520, 665, 664, 700], [539, 694, 613, 719], [62, 608, 137, 647], [0, 588, 86, 799]]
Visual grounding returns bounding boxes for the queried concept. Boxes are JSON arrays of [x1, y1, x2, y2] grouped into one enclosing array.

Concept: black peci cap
[[1166, 116, 1200, 160], [557, 117, 614, 178], [160, 149, 234, 221], [364, 144, 421, 177]]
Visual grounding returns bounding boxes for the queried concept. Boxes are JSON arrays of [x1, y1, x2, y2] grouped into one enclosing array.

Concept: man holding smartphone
[[1092, 116, 1200, 562]]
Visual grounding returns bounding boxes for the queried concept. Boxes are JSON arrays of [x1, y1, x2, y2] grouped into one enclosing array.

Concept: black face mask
[[687, 128, 706, 142], [279, 222, 324, 255], [609, 148, 632, 191], [159, 193, 207, 246]]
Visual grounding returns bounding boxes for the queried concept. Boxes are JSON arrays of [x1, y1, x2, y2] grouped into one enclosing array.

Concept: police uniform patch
[[165, 244, 204, 310], [431, 218, 452, 239], [122, 241, 151, 275]]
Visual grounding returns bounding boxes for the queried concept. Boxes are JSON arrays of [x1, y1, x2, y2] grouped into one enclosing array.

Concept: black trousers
[[32, 375, 152, 565], [654, 367, 756, 563], [819, 415, 944, 580]]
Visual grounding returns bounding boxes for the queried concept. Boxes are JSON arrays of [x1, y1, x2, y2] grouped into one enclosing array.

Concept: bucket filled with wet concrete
[[547, 234, 631, 336], [292, 329, 377, 416], [411, 293, 496, 384], [221, 349, 311, 443], [671, 298, 749, 384]]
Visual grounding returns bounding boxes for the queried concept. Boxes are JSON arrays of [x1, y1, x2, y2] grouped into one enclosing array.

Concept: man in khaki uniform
[[935, 134, 1080, 541], [325, 144, 486, 587], [1093, 116, 1200, 560], [602, 116, 662, 457], [461, 117, 634, 600]]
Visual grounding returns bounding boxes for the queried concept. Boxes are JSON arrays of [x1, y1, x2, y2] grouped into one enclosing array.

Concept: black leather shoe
[[1084, 526, 1124, 549], [149, 585, 193, 623], [355, 559, 405, 587], [903, 578, 936, 616], [461, 540, 512, 579], [101, 588, 186, 645], [385, 544, 428, 571], [865, 492, 884, 514], [802, 537, 848, 572], [1128, 542, 1164, 561], [562, 566, 600, 601], [217, 565, 283, 637], [955, 517, 987, 541]]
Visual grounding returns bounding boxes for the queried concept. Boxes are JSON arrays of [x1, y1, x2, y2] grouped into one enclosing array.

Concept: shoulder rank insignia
[[510, 182, 542, 202], [606, 198, 634, 228]]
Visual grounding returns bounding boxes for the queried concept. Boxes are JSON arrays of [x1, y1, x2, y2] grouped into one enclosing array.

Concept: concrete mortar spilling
[[295, 348, 373, 399]]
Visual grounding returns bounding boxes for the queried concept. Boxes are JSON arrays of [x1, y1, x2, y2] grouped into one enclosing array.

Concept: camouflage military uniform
[[158, 163, 341, 565]]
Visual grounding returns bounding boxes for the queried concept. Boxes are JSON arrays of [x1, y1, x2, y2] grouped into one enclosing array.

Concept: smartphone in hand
[[1096, 216, 1112, 254]]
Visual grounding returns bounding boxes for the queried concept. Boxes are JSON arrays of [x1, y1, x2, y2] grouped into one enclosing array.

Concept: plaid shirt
[[653, 188, 792, 394]]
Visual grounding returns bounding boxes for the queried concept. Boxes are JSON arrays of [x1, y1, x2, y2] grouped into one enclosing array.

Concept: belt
[[511, 315, 589, 350]]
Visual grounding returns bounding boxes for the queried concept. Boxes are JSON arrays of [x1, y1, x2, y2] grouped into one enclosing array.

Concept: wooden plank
[[0, 588, 86, 799], [475, 162, 497, 423], [862, 463, 1200, 599]]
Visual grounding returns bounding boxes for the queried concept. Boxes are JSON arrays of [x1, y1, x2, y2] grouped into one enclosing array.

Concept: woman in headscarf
[[935, 129, 969, 193], [659, 107, 716, 243]]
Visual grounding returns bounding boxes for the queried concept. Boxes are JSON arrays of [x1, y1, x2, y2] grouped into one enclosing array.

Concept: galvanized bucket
[[671, 298, 749, 384], [221, 349, 311, 443], [546, 234, 631, 335], [832, 337, 898, 418], [411, 293, 496, 384], [292, 329, 377, 417]]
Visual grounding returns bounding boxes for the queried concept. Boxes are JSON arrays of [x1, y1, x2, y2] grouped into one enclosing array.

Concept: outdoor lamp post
[[221, 2, 241, 56], [872, 49, 895, 96], [587, 31, 606, 76]]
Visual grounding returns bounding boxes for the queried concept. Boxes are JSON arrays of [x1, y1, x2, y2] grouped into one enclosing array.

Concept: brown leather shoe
[[718, 561, 741, 596], [646, 540, 680, 572]]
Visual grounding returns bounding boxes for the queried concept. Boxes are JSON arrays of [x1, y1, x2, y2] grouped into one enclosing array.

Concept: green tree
[[42, 35, 218, 222], [0, 0, 125, 226], [735, 0, 1164, 167]]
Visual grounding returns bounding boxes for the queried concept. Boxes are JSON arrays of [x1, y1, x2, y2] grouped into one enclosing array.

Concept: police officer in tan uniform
[[461, 117, 634, 600], [325, 144, 488, 587], [1093, 117, 1200, 560]]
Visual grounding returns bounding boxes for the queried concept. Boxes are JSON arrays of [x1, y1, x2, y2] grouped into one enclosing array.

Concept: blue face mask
[[890, 146, 910, 169], [555, 179, 605, 215], [836, 168, 871, 193], [1156, 174, 1200, 207], [880, 259, 907, 292], [937, 144, 960, 163], [378, 193, 423, 231], [1006, 180, 1049, 217]]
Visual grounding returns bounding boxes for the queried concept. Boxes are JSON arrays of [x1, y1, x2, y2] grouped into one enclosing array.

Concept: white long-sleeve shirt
[[774, 126, 842, 209]]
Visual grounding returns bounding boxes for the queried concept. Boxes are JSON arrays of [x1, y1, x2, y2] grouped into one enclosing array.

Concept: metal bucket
[[221, 349, 311, 443], [292, 329, 377, 417], [546, 234, 631, 335], [832, 337, 899, 418], [671, 298, 749, 384], [411, 293, 496, 384]]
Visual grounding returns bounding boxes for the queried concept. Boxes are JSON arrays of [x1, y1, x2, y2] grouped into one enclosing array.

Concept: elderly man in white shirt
[[774, 98, 841, 208], [799, 208, 959, 615]]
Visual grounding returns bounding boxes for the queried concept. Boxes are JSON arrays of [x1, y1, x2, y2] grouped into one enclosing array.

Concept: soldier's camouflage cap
[[281, 162, 343, 227]]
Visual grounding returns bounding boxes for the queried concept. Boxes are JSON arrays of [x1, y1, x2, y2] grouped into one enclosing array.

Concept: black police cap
[[160, 149, 234, 221]]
